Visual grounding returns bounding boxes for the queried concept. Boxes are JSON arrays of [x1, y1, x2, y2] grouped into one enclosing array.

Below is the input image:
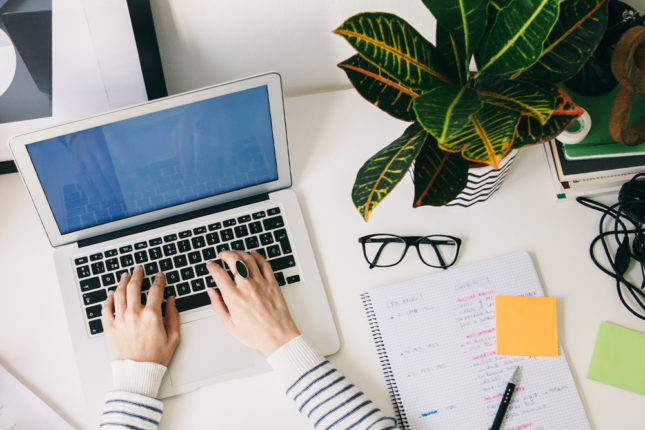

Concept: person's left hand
[[102, 266, 180, 366]]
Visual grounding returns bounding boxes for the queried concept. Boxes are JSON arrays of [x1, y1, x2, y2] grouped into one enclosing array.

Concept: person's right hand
[[206, 250, 300, 356]]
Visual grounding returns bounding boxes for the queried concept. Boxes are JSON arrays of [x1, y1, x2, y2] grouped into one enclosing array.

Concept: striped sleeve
[[267, 336, 399, 430]]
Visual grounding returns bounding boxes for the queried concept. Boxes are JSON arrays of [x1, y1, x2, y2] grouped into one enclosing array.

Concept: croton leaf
[[441, 102, 520, 168], [414, 84, 482, 143], [334, 12, 451, 92], [352, 123, 428, 221], [338, 55, 418, 122], [521, 0, 609, 83], [476, 0, 560, 77], [436, 25, 468, 85], [477, 77, 556, 125], [512, 82, 583, 148], [421, 0, 489, 61], [482, 0, 513, 45], [413, 135, 470, 207]]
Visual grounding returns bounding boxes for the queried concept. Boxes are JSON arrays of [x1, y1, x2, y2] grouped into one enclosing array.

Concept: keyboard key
[[256, 248, 267, 259], [249, 221, 262, 234], [105, 249, 118, 257], [274, 271, 286, 286], [74, 256, 88, 265], [108, 285, 118, 292], [177, 282, 191, 296], [237, 215, 251, 223], [274, 228, 288, 242], [83, 289, 107, 305], [173, 255, 188, 268], [119, 245, 133, 254], [120, 255, 134, 267], [77, 265, 91, 279], [188, 251, 202, 264], [193, 226, 207, 234], [287, 274, 300, 284], [135, 241, 148, 250], [164, 234, 177, 243], [80, 277, 101, 292], [216, 244, 230, 253], [245, 236, 259, 250], [181, 267, 195, 281], [134, 251, 148, 264], [201, 247, 216, 261], [163, 243, 177, 257], [101, 273, 116, 287], [267, 245, 281, 258], [166, 271, 180, 284], [192, 236, 206, 249], [231, 240, 245, 251], [148, 247, 163, 260], [267, 207, 281, 216], [141, 293, 147, 305], [106, 258, 119, 271], [221, 229, 234, 241], [149, 238, 162, 246], [223, 218, 236, 227], [260, 233, 274, 246], [142, 278, 152, 291], [91, 261, 106, 275], [252, 210, 266, 219], [268, 255, 296, 271], [159, 258, 173, 271], [195, 263, 208, 276], [206, 232, 220, 245], [178, 239, 191, 253], [179, 230, 192, 238], [89, 319, 103, 335], [263, 216, 284, 230], [208, 222, 222, 231], [191, 278, 206, 291], [85, 304, 102, 319], [234, 225, 249, 238], [144, 262, 159, 276], [205, 276, 217, 288], [175, 291, 211, 312], [115, 269, 130, 280], [164, 286, 176, 299], [275, 230, 292, 254], [90, 252, 103, 261]]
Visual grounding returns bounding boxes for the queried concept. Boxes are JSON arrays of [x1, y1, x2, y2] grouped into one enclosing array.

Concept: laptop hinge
[[78, 193, 270, 248]]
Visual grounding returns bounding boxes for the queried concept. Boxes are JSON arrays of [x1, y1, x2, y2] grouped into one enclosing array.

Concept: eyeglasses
[[358, 234, 461, 269]]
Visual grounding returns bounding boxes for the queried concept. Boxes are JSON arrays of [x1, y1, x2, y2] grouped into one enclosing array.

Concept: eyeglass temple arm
[[369, 242, 389, 269], [418, 238, 450, 269]]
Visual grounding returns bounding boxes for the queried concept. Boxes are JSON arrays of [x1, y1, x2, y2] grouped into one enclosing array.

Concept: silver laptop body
[[10, 72, 340, 417]]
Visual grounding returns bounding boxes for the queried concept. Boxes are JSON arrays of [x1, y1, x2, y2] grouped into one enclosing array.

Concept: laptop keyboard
[[73, 206, 301, 336]]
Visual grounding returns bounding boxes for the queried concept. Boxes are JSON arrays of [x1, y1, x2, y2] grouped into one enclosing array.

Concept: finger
[[146, 272, 166, 311], [219, 250, 260, 280], [164, 296, 180, 346], [207, 287, 233, 330], [250, 250, 275, 281], [206, 260, 236, 298], [126, 266, 144, 310], [114, 272, 129, 315], [101, 290, 115, 325]]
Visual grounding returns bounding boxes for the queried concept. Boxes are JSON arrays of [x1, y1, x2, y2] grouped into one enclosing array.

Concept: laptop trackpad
[[168, 316, 253, 386]]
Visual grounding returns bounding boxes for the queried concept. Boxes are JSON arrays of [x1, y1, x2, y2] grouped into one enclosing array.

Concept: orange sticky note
[[495, 296, 558, 357]]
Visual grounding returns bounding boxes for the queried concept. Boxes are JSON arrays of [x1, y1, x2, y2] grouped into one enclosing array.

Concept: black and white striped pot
[[446, 150, 518, 207]]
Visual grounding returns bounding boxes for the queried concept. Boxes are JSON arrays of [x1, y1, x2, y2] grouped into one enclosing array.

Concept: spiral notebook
[[360, 252, 590, 430]]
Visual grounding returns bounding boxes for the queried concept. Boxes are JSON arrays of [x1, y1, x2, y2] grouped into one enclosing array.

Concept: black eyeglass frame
[[358, 234, 462, 269]]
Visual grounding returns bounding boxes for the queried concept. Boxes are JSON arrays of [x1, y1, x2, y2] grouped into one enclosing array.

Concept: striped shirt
[[100, 336, 398, 429]]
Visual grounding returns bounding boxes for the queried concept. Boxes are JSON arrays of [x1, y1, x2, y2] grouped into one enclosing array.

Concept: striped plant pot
[[446, 150, 518, 207]]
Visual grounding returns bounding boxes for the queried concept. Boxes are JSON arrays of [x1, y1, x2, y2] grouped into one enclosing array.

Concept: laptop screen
[[26, 85, 279, 235]]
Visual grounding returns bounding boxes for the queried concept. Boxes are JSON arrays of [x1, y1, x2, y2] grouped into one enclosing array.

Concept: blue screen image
[[27, 86, 279, 234]]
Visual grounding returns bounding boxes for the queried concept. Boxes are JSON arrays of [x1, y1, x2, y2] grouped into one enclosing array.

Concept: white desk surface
[[0, 88, 642, 429]]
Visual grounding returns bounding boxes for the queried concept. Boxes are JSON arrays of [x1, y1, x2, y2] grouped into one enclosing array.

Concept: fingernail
[[120, 272, 129, 280], [108, 290, 114, 297]]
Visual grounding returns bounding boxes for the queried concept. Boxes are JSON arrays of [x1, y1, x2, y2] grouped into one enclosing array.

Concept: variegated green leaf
[[422, 0, 489, 61], [338, 55, 418, 122], [334, 12, 451, 92], [441, 102, 520, 167], [513, 82, 583, 148], [476, 0, 560, 77], [413, 135, 470, 207], [414, 84, 482, 143], [522, 0, 609, 82], [477, 78, 556, 124], [436, 24, 468, 85], [352, 123, 427, 221]]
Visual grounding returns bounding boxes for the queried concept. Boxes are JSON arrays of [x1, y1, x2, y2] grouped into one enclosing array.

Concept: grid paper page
[[362, 252, 590, 430]]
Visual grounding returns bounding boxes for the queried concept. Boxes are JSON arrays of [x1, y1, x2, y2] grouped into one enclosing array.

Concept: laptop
[[10, 72, 340, 415]]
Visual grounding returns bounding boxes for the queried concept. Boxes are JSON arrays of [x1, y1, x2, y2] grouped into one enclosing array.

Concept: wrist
[[263, 328, 301, 356], [111, 360, 167, 398]]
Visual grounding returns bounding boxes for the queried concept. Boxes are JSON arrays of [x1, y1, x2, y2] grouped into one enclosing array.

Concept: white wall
[[149, 0, 645, 97]]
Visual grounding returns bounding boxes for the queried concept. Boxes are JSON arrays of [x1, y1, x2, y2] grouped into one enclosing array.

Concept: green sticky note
[[587, 321, 645, 396]]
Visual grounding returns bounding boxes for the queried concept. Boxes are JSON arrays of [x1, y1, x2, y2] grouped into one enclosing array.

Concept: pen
[[490, 366, 520, 430]]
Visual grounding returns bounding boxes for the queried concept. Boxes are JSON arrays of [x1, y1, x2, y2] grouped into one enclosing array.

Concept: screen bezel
[[10, 72, 291, 247]]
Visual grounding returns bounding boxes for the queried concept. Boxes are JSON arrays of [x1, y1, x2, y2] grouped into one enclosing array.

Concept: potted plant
[[334, 0, 609, 220]]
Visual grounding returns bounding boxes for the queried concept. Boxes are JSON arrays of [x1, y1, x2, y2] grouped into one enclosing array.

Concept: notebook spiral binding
[[360, 292, 410, 429]]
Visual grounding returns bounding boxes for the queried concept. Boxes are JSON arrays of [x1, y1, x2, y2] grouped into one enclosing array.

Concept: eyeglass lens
[[363, 235, 406, 267], [416, 236, 459, 268]]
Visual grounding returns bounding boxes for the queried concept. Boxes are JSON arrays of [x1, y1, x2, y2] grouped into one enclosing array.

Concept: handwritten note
[[0, 363, 74, 430], [361, 252, 589, 430], [496, 296, 559, 357]]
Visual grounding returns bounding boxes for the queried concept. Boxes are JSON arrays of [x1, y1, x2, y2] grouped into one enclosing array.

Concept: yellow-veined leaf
[[477, 78, 556, 125]]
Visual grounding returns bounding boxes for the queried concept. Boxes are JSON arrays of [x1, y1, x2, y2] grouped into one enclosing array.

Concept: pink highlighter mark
[[484, 386, 526, 402], [457, 290, 495, 302], [472, 350, 495, 360], [507, 424, 533, 430], [466, 327, 496, 339]]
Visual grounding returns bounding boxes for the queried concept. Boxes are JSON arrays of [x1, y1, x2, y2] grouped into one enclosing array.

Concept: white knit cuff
[[111, 360, 167, 398], [266, 335, 326, 385]]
